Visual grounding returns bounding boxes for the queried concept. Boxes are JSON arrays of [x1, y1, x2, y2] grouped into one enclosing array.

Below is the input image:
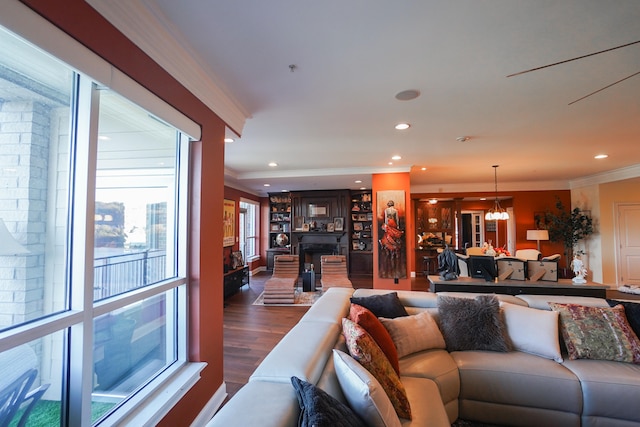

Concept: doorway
[[615, 203, 640, 285], [461, 211, 485, 249]]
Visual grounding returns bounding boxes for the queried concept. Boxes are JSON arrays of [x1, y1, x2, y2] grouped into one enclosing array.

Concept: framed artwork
[[377, 190, 407, 279], [327, 222, 335, 232], [334, 217, 344, 231], [223, 199, 235, 247], [294, 216, 304, 231], [231, 251, 244, 269], [308, 203, 328, 217], [270, 223, 280, 232], [302, 223, 310, 232], [353, 222, 363, 231]]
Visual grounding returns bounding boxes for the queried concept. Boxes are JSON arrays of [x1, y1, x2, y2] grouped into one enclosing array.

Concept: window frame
[[0, 8, 203, 425], [239, 198, 259, 261]]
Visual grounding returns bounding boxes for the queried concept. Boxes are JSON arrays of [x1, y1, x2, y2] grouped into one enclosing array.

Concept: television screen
[[468, 255, 497, 281]]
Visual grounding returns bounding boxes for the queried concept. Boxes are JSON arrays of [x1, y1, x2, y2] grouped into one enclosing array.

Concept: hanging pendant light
[[485, 165, 509, 221]]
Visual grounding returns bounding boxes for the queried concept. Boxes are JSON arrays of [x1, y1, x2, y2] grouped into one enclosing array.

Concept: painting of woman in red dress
[[377, 191, 406, 279]]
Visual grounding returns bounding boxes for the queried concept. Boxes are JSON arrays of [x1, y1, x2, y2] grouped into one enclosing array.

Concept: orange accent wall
[[372, 172, 412, 290], [19, 1, 227, 424], [412, 190, 570, 272]]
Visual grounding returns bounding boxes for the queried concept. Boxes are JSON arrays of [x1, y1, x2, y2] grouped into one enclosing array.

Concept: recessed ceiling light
[[421, 167, 427, 171], [355, 180, 362, 184], [392, 155, 402, 160], [456, 136, 470, 142], [268, 162, 278, 167], [388, 162, 393, 165], [263, 184, 270, 187], [224, 137, 234, 143], [480, 197, 487, 201], [594, 154, 608, 159], [395, 89, 420, 101], [360, 187, 366, 190], [395, 123, 410, 130], [281, 189, 288, 192]]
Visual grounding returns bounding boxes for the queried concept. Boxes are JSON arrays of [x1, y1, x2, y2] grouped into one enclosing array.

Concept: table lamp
[[0, 218, 29, 255], [526, 229, 549, 252]]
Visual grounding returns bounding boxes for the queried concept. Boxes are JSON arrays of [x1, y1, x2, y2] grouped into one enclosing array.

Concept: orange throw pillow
[[350, 303, 400, 374]]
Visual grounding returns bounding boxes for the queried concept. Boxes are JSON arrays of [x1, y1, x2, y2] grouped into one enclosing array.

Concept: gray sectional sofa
[[207, 287, 640, 427]]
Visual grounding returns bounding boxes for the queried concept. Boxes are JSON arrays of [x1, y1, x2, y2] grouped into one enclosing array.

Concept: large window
[[0, 22, 192, 426], [239, 199, 259, 260]]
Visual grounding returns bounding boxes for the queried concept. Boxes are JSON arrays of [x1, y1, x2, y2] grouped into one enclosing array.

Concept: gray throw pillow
[[291, 376, 365, 427], [437, 295, 511, 352]]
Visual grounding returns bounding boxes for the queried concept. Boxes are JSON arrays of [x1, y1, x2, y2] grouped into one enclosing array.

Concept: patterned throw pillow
[[549, 303, 640, 363], [437, 295, 511, 352], [350, 303, 400, 374], [379, 311, 446, 358], [342, 318, 412, 419], [290, 376, 365, 427]]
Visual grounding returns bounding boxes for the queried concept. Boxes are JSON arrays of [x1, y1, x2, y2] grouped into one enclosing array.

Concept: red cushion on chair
[[349, 303, 400, 374]]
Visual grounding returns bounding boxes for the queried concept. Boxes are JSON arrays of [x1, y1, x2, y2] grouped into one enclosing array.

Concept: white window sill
[[98, 362, 206, 427]]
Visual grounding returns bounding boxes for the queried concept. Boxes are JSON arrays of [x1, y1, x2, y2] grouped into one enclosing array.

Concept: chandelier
[[485, 165, 509, 221]]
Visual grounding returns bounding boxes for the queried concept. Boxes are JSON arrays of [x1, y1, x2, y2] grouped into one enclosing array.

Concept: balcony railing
[[93, 250, 166, 300]]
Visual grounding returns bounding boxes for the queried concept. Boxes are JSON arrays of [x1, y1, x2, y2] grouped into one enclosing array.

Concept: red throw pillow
[[350, 303, 400, 374]]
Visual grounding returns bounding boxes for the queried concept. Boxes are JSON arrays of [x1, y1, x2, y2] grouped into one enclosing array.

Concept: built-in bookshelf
[[269, 192, 291, 249], [349, 190, 373, 277]]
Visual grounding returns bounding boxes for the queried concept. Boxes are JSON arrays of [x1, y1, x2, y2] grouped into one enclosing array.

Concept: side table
[[301, 271, 316, 292]]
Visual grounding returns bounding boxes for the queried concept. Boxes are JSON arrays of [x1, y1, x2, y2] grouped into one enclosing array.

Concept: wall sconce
[[526, 229, 549, 252], [0, 218, 29, 256]]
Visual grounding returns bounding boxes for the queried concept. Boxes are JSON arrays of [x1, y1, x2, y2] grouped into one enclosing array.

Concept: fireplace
[[298, 243, 339, 274]]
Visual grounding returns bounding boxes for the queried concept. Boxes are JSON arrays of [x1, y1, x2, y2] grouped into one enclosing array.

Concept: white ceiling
[[89, 0, 640, 197]]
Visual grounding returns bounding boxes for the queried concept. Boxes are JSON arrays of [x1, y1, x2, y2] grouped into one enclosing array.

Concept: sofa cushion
[[332, 349, 401, 427], [350, 292, 409, 318], [501, 302, 563, 362], [350, 303, 400, 374], [561, 359, 640, 425], [379, 311, 446, 358], [607, 299, 640, 338], [550, 303, 640, 363], [342, 318, 412, 419], [453, 350, 582, 423], [206, 381, 300, 427], [290, 376, 365, 427], [398, 349, 460, 423], [438, 295, 511, 352]]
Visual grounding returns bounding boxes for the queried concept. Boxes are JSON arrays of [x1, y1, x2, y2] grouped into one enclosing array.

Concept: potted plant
[[544, 199, 594, 275]]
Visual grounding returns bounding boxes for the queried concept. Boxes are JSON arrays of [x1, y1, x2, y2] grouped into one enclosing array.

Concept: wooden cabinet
[[349, 190, 373, 277], [415, 200, 454, 249], [266, 247, 289, 271], [224, 266, 249, 298], [269, 192, 292, 250]]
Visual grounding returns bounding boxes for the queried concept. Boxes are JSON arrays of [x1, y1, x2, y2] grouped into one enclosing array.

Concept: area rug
[[252, 288, 322, 306]]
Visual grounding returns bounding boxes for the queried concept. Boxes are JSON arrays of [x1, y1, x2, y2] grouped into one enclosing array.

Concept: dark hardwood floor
[[221, 271, 636, 403], [221, 271, 380, 401]]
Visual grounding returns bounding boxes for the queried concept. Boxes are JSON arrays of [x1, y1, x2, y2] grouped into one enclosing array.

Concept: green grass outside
[[9, 400, 116, 426]]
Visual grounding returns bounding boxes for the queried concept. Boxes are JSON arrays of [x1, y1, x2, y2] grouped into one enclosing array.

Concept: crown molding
[[235, 165, 411, 180], [86, 0, 248, 135], [410, 180, 571, 194], [570, 164, 640, 189]]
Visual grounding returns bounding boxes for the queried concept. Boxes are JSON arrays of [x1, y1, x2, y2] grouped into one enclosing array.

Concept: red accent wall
[[19, 1, 226, 424], [223, 186, 263, 271], [412, 190, 570, 271]]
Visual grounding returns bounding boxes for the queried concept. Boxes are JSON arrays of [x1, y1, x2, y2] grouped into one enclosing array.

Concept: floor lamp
[[527, 229, 549, 252]]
